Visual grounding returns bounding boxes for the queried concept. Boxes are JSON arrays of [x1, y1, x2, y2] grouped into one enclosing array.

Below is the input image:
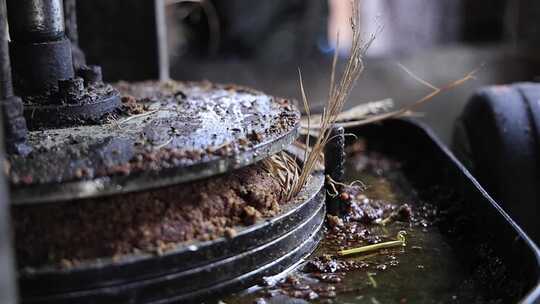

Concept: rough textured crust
[[8, 80, 299, 186], [13, 163, 283, 269]]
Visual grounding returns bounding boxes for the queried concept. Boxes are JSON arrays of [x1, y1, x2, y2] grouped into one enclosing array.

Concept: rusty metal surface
[[8, 81, 300, 205], [17, 144, 324, 304], [22, 82, 121, 129]]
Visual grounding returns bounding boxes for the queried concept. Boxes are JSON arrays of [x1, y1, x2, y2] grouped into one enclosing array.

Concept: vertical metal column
[[0, 1, 19, 302], [0, 0, 13, 100], [64, 0, 86, 70], [63, 0, 78, 44], [155, 0, 169, 81], [6, 0, 65, 42], [0, 143, 17, 303], [0, 0, 30, 155], [6, 0, 74, 96]]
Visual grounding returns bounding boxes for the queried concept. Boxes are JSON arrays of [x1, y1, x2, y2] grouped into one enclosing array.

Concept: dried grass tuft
[[262, 152, 301, 201], [267, 0, 475, 202], [287, 0, 374, 199], [265, 0, 372, 201]]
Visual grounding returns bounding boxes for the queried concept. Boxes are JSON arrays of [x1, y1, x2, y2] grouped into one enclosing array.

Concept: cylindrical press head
[[6, 0, 65, 43]]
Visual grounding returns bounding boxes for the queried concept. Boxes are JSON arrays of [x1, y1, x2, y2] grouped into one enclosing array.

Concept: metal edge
[[20, 168, 324, 295], [406, 117, 540, 304], [401, 117, 540, 256], [356, 117, 540, 303], [22, 195, 325, 304], [167, 211, 324, 304], [11, 122, 299, 205]]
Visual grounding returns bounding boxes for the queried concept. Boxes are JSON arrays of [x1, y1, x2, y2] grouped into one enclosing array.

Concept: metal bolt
[[58, 77, 84, 103], [77, 65, 102, 86], [324, 126, 346, 216]]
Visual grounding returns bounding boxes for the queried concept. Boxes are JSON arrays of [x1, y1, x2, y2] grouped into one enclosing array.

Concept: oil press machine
[[3, 1, 540, 304], [0, 1, 328, 303]]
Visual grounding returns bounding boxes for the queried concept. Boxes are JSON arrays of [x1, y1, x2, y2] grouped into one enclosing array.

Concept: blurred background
[[77, 0, 540, 143]]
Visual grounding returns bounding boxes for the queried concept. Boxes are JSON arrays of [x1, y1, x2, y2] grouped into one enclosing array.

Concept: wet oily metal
[[7, 81, 299, 202], [225, 143, 513, 304]]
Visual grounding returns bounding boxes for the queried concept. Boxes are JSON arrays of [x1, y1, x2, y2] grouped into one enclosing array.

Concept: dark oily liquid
[[223, 150, 494, 304], [335, 162, 468, 304], [309, 181, 468, 303]]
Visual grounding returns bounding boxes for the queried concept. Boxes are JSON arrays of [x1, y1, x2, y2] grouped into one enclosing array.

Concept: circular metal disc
[[23, 86, 122, 130], [20, 175, 324, 303], [18, 148, 325, 303], [9, 81, 300, 205]]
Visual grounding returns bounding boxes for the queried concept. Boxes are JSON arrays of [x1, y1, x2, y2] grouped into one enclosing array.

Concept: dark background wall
[[77, 0, 159, 81], [74, 0, 540, 143]]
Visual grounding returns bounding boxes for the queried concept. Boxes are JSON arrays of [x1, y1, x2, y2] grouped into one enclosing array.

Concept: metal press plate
[[21, 176, 324, 303], [19, 147, 325, 304], [8, 81, 300, 205]]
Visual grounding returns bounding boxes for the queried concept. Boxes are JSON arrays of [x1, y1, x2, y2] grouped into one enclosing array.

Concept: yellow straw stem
[[338, 231, 407, 257]]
